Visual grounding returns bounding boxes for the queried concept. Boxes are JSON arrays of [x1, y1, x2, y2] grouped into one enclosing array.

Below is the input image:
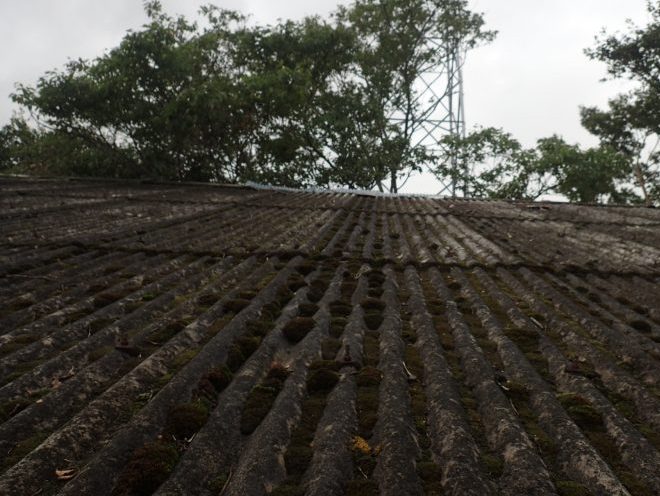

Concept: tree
[[336, 0, 495, 192], [436, 127, 632, 203], [2, 0, 495, 190], [580, 0, 660, 205], [10, 2, 257, 182], [436, 127, 538, 199]]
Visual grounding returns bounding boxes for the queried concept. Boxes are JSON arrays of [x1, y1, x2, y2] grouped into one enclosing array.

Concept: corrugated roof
[[1, 177, 659, 496]]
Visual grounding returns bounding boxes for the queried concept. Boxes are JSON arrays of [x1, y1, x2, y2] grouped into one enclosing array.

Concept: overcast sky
[[0, 0, 651, 193]]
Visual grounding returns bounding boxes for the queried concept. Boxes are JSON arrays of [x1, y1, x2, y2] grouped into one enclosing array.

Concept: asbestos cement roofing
[[0, 176, 659, 496]]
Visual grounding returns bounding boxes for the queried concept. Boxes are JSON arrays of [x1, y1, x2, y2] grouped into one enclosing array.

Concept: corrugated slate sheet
[[1, 177, 659, 496]]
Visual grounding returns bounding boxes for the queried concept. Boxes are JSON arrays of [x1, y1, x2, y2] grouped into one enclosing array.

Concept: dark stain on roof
[[0, 177, 659, 496]]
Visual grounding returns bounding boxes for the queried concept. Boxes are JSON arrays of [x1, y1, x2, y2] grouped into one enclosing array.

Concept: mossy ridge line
[[429, 214, 487, 265], [0, 255, 265, 487], [459, 268, 631, 496], [304, 201, 355, 255], [0, 250, 143, 331], [423, 214, 471, 265], [225, 204, 330, 256], [154, 261, 344, 495], [319, 207, 359, 257], [397, 269, 443, 495], [302, 271, 369, 496], [584, 273, 660, 342], [358, 208, 378, 260], [340, 267, 385, 495], [113, 365, 229, 496], [0, 251, 245, 423], [1, 256, 300, 496], [344, 210, 368, 256], [468, 268, 603, 494], [556, 272, 660, 356], [518, 268, 660, 387], [0, 245, 79, 279], [399, 213, 433, 263], [0, 253, 195, 391], [424, 270, 501, 482], [542, 340, 660, 494], [0, 250, 173, 347], [439, 268, 556, 494], [443, 214, 507, 267], [605, 274, 660, 322], [181, 203, 294, 254], [272, 358, 346, 494], [579, 273, 657, 324], [495, 267, 660, 435], [365, 266, 422, 495], [411, 267, 495, 495], [388, 211, 414, 264], [415, 215, 455, 265], [239, 365, 291, 435], [219, 264, 346, 496]]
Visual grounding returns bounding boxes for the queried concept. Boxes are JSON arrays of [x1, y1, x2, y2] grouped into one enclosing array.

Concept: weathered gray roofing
[[1, 176, 659, 496]]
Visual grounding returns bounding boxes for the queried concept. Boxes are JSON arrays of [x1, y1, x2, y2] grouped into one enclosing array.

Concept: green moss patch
[[2, 432, 48, 471], [237, 290, 258, 300], [112, 441, 179, 496], [329, 301, 352, 317], [360, 298, 385, 312], [287, 274, 307, 292], [629, 320, 651, 334], [240, 366, 290, 435], [554, 480, 591, 496], [329, 317, 347, 338], [367, 287, 384, 298], [148, 319, 187, 345], [282, 317, 315, 343], [141, 292, 157, 302], [88, 345, 114, 362], [356, 367, 382, 387], [271, 483, 305, 496], [307, 280, 327, 303], [283, 445, 314, 480], [307, 368, 340, 394], [298, 303, 319, 317], [226, 345, 246, 373], [295, 262, 316, 276], [366, 270, 385, 286], [321, 338, 342, 360], [246, 319, 272, 338], [223, 298, 251, 314], [164, 402, 209, 440], [204, 365, 233, 392], [240, 384, 282, 434], [236, 336, 262, 358], [346, 479, 379, 495], [0, 397, 32, 422], [93, 292, 121, 308], [482, 453, 504, 478], [363, 312, 384, 331], [557, 393, 605, 431], [197, 293, 220, 307]]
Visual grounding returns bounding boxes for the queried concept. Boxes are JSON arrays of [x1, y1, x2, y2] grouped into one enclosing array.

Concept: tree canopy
[[0, 0, 492, 192], [436, 128, 632, 203], [580, 0, 660, 204], [1, 0, 658, 204]]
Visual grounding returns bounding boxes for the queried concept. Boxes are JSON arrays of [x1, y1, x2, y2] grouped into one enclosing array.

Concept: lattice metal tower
[[389, 39, 468, 197]]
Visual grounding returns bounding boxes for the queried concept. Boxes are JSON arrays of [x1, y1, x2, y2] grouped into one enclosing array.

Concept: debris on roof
[[1, 177, 659, 496]]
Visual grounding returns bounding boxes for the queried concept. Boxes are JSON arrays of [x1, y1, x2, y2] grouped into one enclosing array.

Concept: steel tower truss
[[389, 39, 468, 197]]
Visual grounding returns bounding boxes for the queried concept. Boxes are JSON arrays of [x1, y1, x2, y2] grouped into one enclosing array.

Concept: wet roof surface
[[1, 177, 659, 496]]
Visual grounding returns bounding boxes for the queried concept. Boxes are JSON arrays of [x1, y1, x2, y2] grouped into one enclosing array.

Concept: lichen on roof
[[0, 177, 659, 496]]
